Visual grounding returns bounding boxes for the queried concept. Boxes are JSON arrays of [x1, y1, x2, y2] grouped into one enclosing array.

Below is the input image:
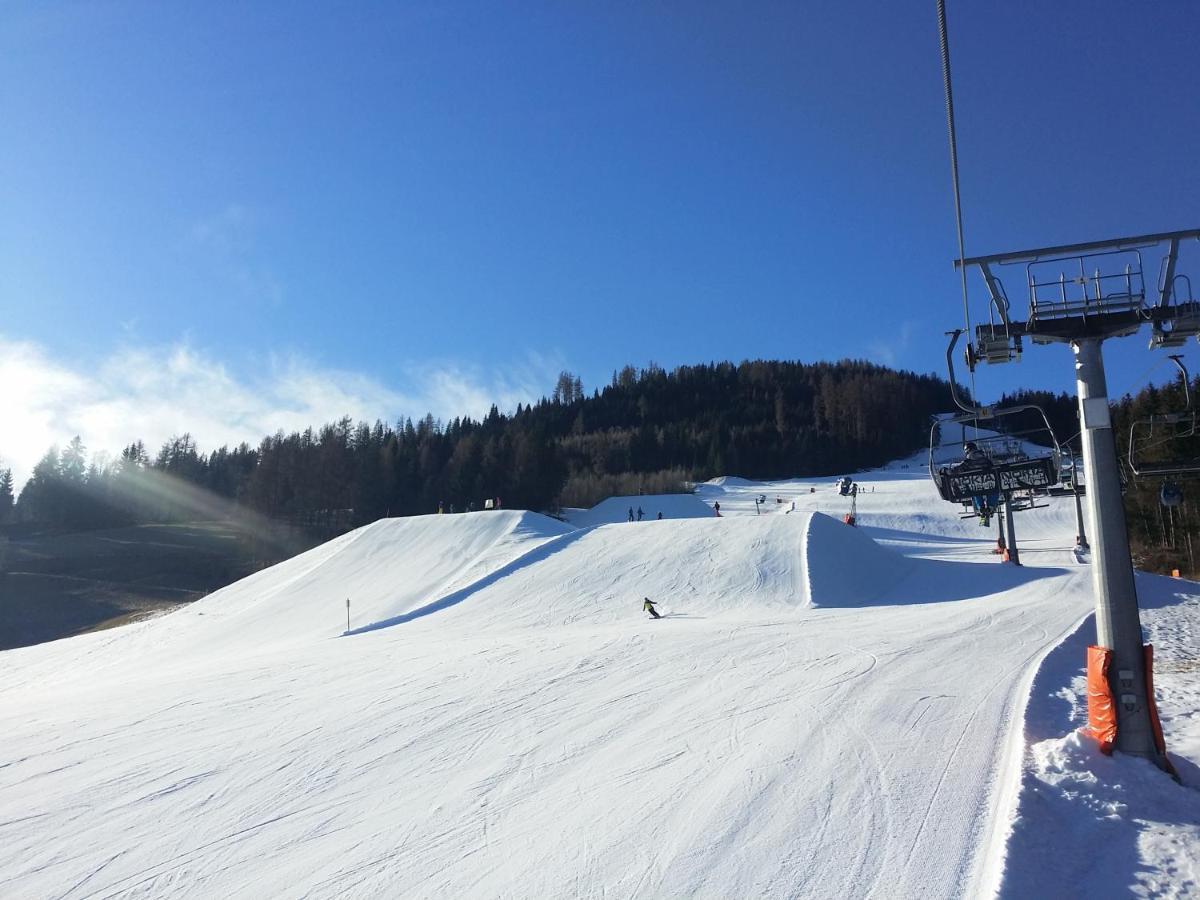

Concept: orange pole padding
[[1143, 644, 1179, 778], [1083, 645, 1117, 754]]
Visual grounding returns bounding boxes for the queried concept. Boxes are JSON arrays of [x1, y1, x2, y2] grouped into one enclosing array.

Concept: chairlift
[[1160, 481, 1184, 508], [1127, 355, 1200, 482], [929, 331, 1063, 514]]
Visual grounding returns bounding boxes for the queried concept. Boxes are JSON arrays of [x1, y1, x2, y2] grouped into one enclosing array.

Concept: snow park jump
[[2, 464, 1195, 897]]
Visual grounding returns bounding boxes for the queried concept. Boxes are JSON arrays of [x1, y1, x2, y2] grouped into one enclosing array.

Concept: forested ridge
[[2, 359, 956, 533], [5, 357, 1198, 576]]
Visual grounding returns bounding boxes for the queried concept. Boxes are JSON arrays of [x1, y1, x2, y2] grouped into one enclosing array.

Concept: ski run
[[1, 452, 1196, 898]]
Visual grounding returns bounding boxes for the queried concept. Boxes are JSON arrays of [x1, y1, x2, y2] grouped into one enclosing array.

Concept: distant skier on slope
[[643, 597, 661, 619], [628, 507, 635, 522]]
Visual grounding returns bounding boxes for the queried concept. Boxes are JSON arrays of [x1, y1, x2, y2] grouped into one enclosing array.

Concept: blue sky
[[2, 1, 1198, 480]]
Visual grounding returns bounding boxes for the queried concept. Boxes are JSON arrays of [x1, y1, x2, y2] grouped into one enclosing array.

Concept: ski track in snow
[[0, 453, 1196, 897]]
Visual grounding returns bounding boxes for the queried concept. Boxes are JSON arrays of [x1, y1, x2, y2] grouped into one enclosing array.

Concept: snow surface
[[562, 492, 717, 528], [1, 451, 1196, 898]]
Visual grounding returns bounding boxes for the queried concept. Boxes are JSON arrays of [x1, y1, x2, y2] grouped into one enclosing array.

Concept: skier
[[628, 507, 635, 522], [637, 506, 644, 521], [643, 597, 661, 619], [657, 511, 663, 520], [713, 501, 721, 516]]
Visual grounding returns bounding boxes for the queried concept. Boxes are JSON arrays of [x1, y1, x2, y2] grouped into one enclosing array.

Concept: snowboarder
[[657, 511, 663, 520], [643, 597, 661, 619], [713, 501, 721, 516]]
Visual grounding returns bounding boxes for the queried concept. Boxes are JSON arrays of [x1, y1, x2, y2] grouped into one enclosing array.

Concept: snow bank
[[1002, 732, 1199, 898], [996, 573, 1200, 899], [565, 492, 716, 527]]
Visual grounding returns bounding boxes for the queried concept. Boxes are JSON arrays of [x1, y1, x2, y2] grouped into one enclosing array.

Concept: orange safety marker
[[1143, 644, 1179, 778], [1082, 646, 1117, 754]]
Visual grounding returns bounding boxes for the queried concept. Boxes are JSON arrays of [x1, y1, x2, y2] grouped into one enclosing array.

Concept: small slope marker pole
[[346, 597, 350, 634]]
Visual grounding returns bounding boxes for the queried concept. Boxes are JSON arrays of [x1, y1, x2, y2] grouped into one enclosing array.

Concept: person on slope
[[643, 597, 662, 619], [637, 506, 644, 521], [628, 507, 635, 522]]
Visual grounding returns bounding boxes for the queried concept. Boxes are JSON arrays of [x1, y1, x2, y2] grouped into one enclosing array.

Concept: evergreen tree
[[0, 468, 13, 524]]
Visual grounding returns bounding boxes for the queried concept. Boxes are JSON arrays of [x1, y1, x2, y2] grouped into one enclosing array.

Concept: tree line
[[4, 359, 958, 533]]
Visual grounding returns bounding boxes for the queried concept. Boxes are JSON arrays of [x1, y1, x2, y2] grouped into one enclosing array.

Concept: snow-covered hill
[[1, 455, 1195, 898]]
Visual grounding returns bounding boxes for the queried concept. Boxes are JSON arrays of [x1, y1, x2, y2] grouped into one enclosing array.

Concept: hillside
[[0, 521, 313, 651], [0, 457, 1195, 897]]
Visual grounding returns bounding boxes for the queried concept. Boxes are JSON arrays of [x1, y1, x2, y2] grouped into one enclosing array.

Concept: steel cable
[[936, 0, 978, 406]]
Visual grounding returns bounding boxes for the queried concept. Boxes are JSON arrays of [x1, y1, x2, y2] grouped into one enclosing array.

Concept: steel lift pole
[[1002, 495, 1020, 565], [1073, 338, 1158, 758]]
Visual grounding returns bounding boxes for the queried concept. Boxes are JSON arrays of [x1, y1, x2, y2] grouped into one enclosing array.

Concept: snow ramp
[[419, 511, 908, 629], [805, 511, 915, 607]]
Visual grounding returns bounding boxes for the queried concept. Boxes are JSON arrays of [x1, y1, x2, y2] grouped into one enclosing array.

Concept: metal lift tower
[[955, 229, 1200, 764]]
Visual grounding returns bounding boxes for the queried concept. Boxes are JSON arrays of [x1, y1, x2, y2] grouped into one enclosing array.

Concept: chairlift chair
[[928, 331, 1063, 512], [1127, 355, 1200, 517], [1127, 355, 1200, 481]]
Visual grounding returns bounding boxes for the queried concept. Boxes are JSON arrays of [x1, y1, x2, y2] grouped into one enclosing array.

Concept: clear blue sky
[[2, 1, 1198, 476]]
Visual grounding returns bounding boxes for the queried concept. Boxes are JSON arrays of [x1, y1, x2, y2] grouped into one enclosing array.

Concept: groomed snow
[[0, 452, 1195, 897], [563, 493, 717, 528]]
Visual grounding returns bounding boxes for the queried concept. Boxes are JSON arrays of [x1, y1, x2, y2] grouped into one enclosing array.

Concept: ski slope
[[0, 454, 1194, 897]]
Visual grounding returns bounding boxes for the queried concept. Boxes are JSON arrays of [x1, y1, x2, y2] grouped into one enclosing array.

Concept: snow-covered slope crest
[[181, 509, 575, 647], [565, 492, 716, 527]]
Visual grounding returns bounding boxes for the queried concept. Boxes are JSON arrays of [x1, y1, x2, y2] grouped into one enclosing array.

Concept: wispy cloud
[[867, 321, 915, 368], [0, 335, 564, 490]]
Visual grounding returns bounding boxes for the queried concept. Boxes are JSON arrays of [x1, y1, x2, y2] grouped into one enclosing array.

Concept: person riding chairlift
[[958, 442, 998, 525], [961, 441, 989, 467]]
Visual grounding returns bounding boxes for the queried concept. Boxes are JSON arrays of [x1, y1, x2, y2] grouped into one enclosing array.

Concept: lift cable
[[935, 0, 978, 406]]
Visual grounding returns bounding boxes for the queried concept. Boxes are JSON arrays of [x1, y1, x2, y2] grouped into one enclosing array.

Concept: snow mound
[[804, 512, 913, 607], [565, 492, 716, 527], [702, 475, 761, 488], [186, 510, 573, 648], [431, 513, 810, 627]]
